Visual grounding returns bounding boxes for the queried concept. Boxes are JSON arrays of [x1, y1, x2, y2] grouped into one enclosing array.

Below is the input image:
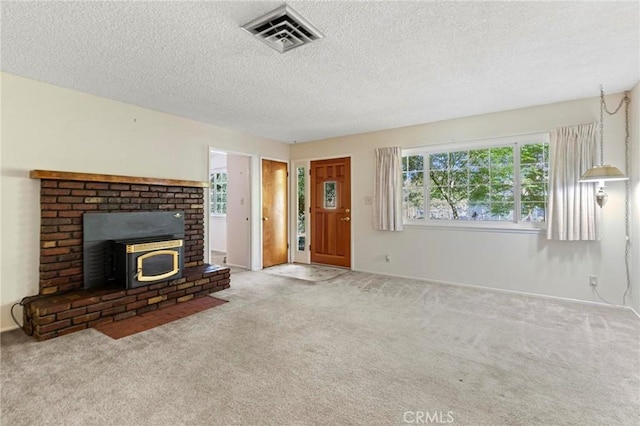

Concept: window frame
[[402, 133, 550, 233], [210, 170, 228, 216]]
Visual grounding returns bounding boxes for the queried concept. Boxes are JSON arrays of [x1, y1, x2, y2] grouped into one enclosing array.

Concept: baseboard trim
[[351, 268, 636, 314], [1, 324, 20, 333], [628, 306, 640, 319]]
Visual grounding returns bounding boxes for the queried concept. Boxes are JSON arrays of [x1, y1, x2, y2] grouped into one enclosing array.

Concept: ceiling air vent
[[241, 5, 324, 53]]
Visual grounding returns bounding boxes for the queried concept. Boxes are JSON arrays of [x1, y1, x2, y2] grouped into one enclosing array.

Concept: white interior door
[[226, 154, 251, 268]]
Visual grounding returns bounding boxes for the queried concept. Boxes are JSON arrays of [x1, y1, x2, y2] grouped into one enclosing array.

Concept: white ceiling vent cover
[[241, 5, 324, 53]]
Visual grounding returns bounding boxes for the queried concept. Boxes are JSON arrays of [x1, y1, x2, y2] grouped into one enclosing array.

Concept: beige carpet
[[1, 270, 638, 425], [262, 263, 349, 282]]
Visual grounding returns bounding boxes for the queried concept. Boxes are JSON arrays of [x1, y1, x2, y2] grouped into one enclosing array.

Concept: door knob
[[341, 217, 350, 221], [262, 217, 268, 221]]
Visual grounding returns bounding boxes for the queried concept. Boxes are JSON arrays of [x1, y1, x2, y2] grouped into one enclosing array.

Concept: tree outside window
[[402, 140, 548, 224]]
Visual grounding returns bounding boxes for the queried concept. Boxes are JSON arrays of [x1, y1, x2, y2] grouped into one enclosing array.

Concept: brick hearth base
[[23, 264, 230, 341], [95, 296, 228, 339]]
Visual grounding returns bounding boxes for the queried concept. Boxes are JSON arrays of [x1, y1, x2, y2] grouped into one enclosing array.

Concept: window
[[403, 135, 549, 227], [210, 171, 227, 215], [296, 166, 306, 251]]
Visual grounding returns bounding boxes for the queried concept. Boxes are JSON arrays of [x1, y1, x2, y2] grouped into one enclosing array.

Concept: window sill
[[403, 221, 545, 234], [210, 214, 227, 218]]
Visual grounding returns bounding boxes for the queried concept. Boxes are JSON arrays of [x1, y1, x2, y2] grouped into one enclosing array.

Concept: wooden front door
[[310, 157, 351, 268], [262, 159, 288, 268]]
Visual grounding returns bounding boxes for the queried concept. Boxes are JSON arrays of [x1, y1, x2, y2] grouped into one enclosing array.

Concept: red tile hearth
[[95, 296, 228, 339]]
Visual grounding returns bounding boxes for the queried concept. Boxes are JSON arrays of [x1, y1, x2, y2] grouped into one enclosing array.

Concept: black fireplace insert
[[83, 211, 185, 290], [112, 235, 184, 289]]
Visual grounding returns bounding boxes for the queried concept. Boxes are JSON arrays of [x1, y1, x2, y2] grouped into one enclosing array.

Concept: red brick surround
[[38, 179, 206, 294], [22, 171, 230, 340]]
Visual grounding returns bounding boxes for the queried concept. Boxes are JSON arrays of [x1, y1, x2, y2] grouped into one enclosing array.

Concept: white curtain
[[547, 123, 598, 241], [373, 147, 403, 231]]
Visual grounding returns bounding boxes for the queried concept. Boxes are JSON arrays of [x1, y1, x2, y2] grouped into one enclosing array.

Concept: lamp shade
[[579, 165, 628, 183]]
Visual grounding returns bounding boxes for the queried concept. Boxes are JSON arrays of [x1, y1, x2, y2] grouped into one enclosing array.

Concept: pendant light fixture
[[578, 86, 630, 207]]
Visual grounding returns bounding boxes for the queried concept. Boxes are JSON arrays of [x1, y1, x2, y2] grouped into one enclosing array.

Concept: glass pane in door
[[324, 181, 337, 209]]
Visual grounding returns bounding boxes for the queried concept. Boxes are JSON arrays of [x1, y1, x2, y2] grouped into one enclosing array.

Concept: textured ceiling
[[2, 1, 639, 143]]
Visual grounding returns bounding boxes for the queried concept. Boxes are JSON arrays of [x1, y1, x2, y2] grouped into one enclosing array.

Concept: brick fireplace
[[22, 170, 230, 340]]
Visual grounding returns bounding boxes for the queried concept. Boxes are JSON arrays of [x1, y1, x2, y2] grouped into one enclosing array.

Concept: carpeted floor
[[1, 270, 638, 425]]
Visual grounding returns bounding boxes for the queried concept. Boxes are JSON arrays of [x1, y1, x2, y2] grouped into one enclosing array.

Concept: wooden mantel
[[29, 170, 209, 188]]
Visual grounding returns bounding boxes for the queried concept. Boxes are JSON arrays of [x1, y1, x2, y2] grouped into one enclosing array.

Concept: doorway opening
[[310, 157, 351, 268], [291, 156, 352, 269], [209, 150, 251, 273]]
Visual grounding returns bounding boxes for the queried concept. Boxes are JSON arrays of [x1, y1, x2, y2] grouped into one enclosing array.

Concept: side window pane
[[469, 149, 490, 217], [402, 154, 425, 220], [486, 148, 515, 221], [297, 167, 306, 251], [210, 173, 216, 213], [520, 142, 549, 222], [429, 151, 467, 220], [210, 171, 227, 215]]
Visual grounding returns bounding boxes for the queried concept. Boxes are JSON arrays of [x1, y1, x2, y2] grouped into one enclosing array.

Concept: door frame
[[290, 154, 353, 269], [207, 147, 254, 270], [260, 156, 290, 269]]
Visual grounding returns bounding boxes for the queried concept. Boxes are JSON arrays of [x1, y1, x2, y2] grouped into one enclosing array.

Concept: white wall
[[0, 72, 289, 331], [630, 81, 640, 313], [291, 91, 638, 308], [209, 216, 227, 252]]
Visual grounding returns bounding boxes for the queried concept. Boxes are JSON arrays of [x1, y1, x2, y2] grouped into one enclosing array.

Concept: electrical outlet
[[589, 275, 598, 287]]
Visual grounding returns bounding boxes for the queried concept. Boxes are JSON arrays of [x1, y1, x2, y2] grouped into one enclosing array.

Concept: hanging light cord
[[601, 87, 631, 306]]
